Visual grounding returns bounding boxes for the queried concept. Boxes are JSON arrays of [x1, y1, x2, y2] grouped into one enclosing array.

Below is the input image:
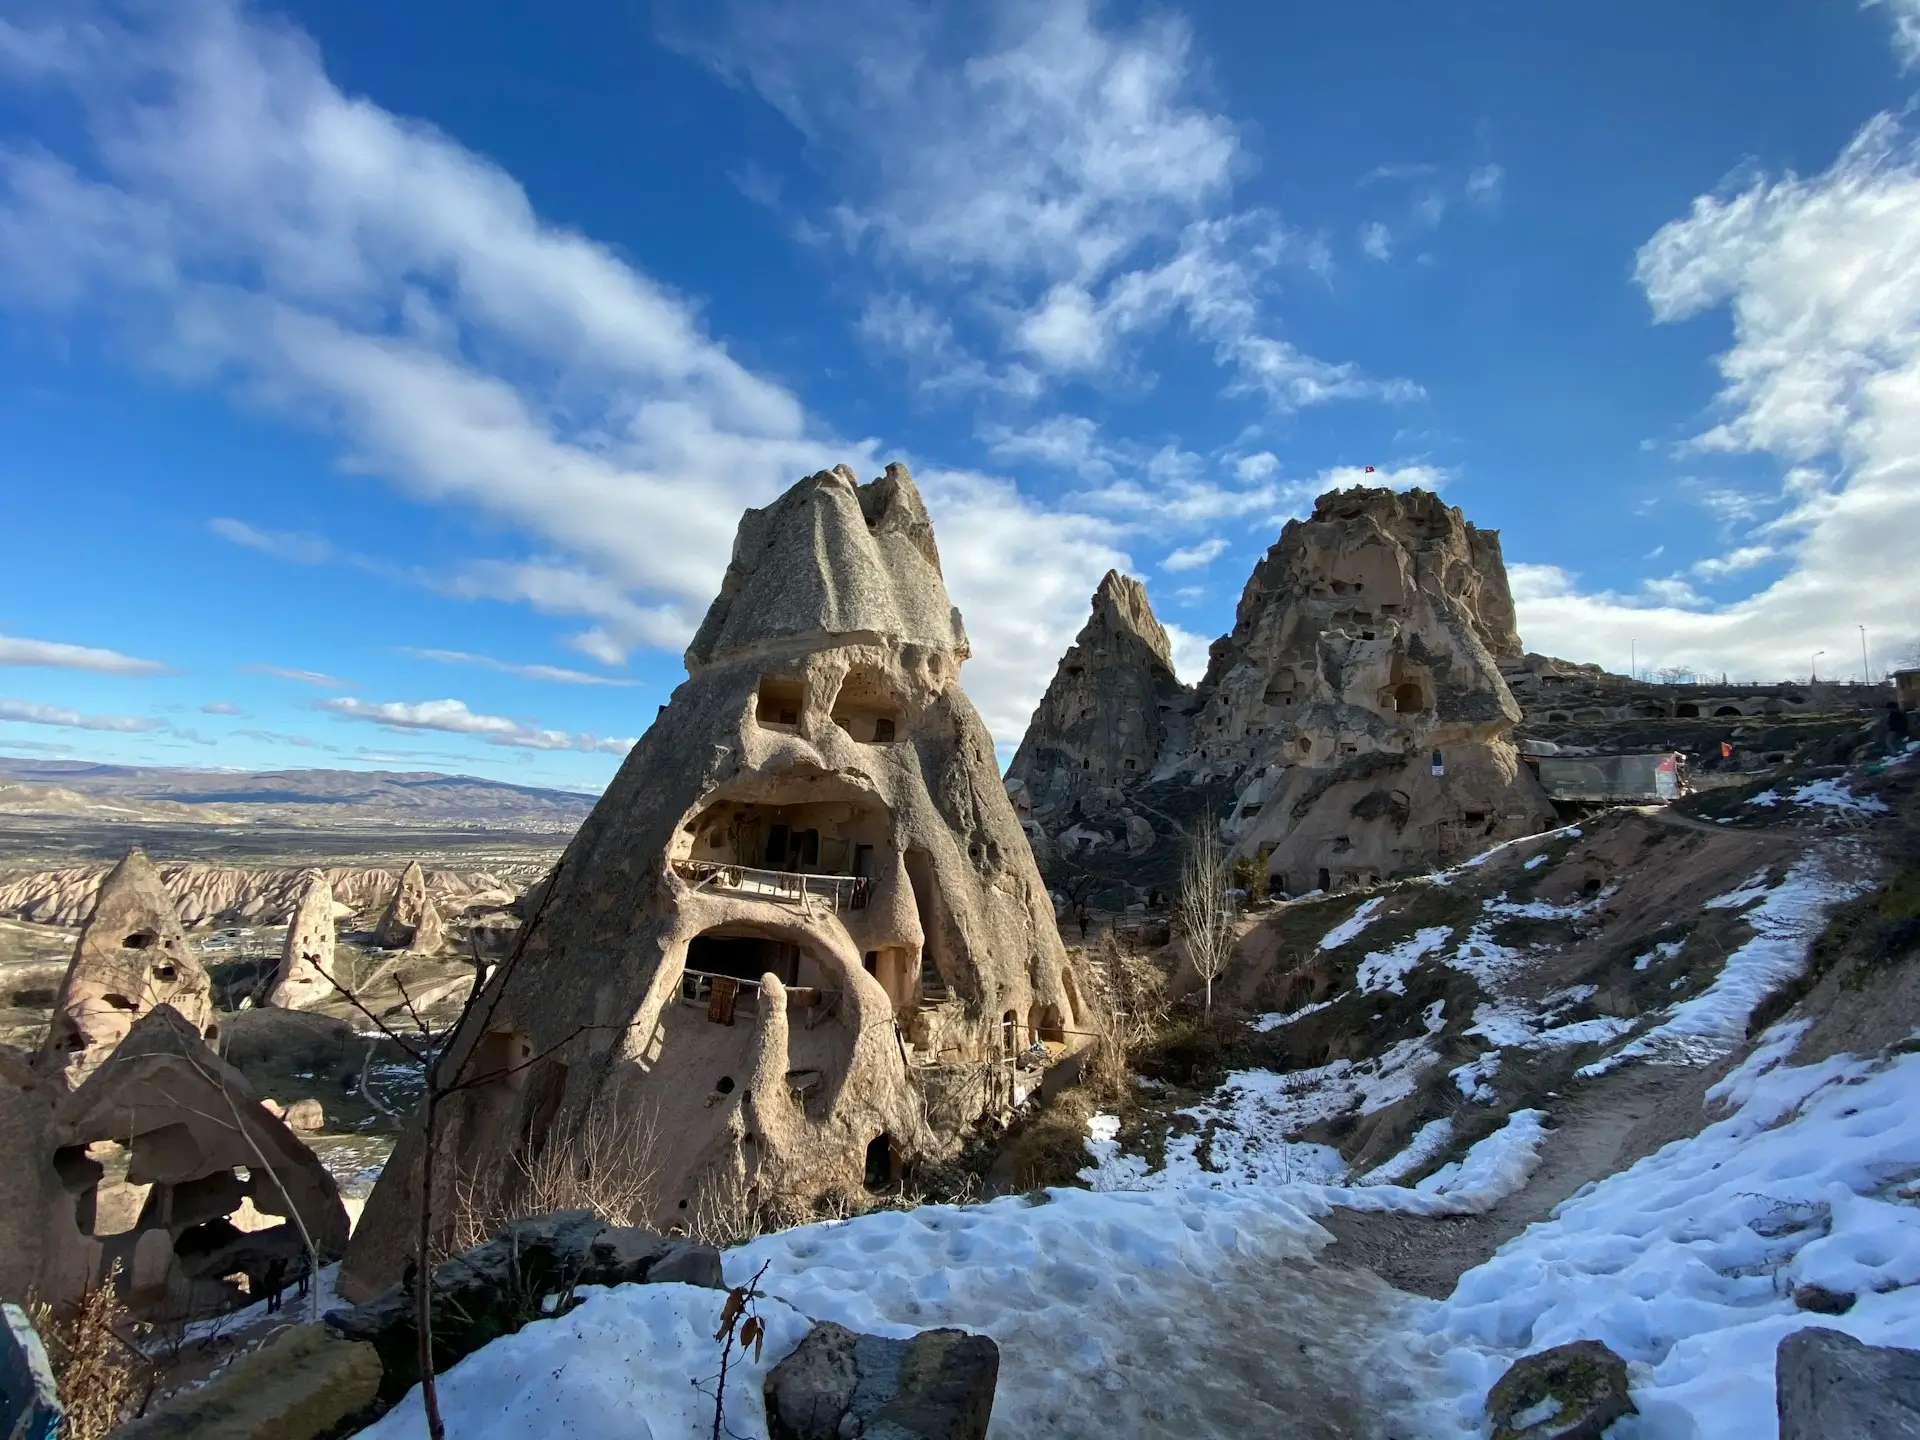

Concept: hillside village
[[0, 466, 1916, 1438]]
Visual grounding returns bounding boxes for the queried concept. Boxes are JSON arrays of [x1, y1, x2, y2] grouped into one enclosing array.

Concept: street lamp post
[[1812, 650, 1825, 683], [1861, 626, 1871, 684]]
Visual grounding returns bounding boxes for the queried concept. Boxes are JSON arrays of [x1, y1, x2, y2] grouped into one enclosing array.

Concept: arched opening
[[1031, 1003, 1065, 1044], [864, 1134, 894, 1192], [1547, 712, 1571, 723], [673, 791, 889, 903], [1675, 703, 1700, 718], [1001, 1010, 1018, 1052], [122, 931, 156, 950], [1317, 868, 1331, 892], [1392, 682, 1424, 714], [1714, 705, 1741, 717]]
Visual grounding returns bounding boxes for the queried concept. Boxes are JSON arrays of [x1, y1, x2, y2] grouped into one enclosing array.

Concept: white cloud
[[1234, 451, 1279, 482], [1691, 545, 1776, 579], [0, 634, 165, 674], [401, 647, 638, 686], [981, 414, 1120, 479], [201, 700, 242, 715], [239, 664, 348, 688], [0, 0, 842, 666], [1866, 0, 1920, 69], [319, 696, 635, 754], [1515, 111, 1920, 682], [0, 698, 162, 732], [914, 466, 1132, 746], [1318, 462, 1450, 492], [673, 0, 1408, 412], [1466, 163, 1505, 207], [1162, 537, 1229, 571], [1163, 622, 1212, 685], [209, 517, 331, 565], [1359, 221, 1393, 262]]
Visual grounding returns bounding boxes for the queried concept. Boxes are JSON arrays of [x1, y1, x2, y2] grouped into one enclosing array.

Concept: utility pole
[[1861, 626, 1871, 684], [1812, 649, 1825, 683], [1630, 639, 1636, 682]]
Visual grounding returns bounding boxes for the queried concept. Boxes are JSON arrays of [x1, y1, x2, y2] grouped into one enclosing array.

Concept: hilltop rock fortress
[[1005, 571, 1188, 863], [43, 848, 216, 1079], [1014, 487, 1554, 898], [341, 463, 1081, 1298]]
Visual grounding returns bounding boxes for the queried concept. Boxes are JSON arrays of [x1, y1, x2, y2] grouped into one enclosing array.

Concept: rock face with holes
[[42, 848, 215, 1080], [339, 464, 1083, 1301], [1191, 486, 1551, 892], [269, 873, 337, 1010], [25, 1005, 349, 1308], [1004, 571, 1188, 869]]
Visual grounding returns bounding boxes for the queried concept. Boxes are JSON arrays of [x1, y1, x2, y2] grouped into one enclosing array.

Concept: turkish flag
[[1365, 466, 1375, 473]]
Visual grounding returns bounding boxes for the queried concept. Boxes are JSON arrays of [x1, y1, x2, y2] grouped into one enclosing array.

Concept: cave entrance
[[864, 1133, 895, 1192]]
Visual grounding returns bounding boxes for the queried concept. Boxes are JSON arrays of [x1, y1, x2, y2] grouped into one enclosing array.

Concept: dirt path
[[1317, 1057, 1723, 1298]]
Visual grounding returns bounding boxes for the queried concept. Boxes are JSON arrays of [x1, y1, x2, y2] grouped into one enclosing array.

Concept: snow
[[1788, 777, 1890, 814], [358, 1281, 814, 1440], [1359, 1118, 1455, 1186], [1356, 926, 1454, 994], [1523, 853, 1549, 870], [1318, 895, 1386, 950], [1249, 998, 1331, 1032], [1579, 847, 1864, 1076], [1451, 1053, 1501, 1102], [1634, 939, 1685, 971], [1467, 1002, 1634, 1052], [1404, 1043, 1920, 1439]]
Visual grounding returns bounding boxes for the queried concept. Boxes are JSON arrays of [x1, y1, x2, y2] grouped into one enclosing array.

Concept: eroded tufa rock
[[270, 872, 337, 1010], [43, 847, 214, 1079], [339, 464, 1082, 1300], [373, 861, 443, 953]]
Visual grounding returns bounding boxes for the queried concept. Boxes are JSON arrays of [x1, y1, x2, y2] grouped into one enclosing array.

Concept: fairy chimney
[[373, 862, 442, 953], [43, 848, 215, 1079], [269, 873, 337, 1010], [1007, 571, 1188, 833], [339, 463, 1082, 1300]]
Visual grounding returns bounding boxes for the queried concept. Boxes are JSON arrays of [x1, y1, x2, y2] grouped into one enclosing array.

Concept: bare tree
[[1175, 816, 1236, 1019]]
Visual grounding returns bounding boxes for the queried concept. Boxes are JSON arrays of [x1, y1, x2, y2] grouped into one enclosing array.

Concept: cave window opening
[[687, 932, 800, 987], [863, 951, 878, 975], [873, 717, 896, 743], [1675, 703, 1700, 718], [755, 677, 805, 730], [1714, 705, 1741, 717], [1001, 1010, 1017, 1052], [1124, 758, 1136, 771], [864, 1134, 895, 1192], [122, 932, 156, 950], [1317, 868, 1331, 891], [1392, 682, 1424, 714], [1548, 712, 1571, 723], [715, 1075, 736, 1095]]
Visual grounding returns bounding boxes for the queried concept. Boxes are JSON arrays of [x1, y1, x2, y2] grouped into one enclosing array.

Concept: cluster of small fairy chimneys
[[0, 849, 445, 1308]]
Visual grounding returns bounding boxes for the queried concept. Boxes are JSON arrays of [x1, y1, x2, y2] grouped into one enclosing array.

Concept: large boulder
[[325, 1211, 722, 1401], [1485, 1339, 1635, 1440], [112, 1324, 380, 1440], [764, 1319, 999, 1440], [1777, 1327, 1920, 1439]]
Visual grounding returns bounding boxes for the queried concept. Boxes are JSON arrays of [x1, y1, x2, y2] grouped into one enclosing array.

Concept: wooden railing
[[674, 860, 871, 912]]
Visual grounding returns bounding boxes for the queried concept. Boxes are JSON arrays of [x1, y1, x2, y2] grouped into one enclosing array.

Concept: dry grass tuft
[[28, 1264, 154, 1440]]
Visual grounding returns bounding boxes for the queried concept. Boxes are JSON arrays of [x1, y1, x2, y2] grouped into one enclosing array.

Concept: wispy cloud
[[400, 647, 638, 686], [0, 698, 162, 732], [1358, 221, 1393, 262], [208, 517, 332, 565], [239, 664, 349, 689], [200, 700, 242, 715], [670, 0, 1410, 413], [319, 695, 635, 754], [0, 634, 166, 674], [1161, 537, 1229, 571], [1866, 0, 1920, 70]]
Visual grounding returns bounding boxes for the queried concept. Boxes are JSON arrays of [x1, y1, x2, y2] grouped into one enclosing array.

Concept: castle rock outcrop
[[341, 464, 1080, 1299], [43, 848, 215, 1079], [1193, 486, 1552, 889]]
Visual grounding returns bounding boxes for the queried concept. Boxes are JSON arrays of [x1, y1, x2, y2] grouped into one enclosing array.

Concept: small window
[[756, 677, 806, 728], [121, 932, 155, 950], [873, 716, 896, 743], [1124, 758, 1136, 770]]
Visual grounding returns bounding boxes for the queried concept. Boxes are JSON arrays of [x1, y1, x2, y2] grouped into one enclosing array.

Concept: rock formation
[[19, 1005, 349, 1308], [340, 463, 1081, 1299], [373, 861, 444, 953], [1008, 487, 1555, 902], [0, 861, 518, 930], [269, 873, 338, 1010], [1195, 487, 1553, 890], [1005, 571, 1187, 864], [43, 848, 216, 1079]]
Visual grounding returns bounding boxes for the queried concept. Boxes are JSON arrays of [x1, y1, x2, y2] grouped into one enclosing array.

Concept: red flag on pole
[[1365, 466, 1375, 473]]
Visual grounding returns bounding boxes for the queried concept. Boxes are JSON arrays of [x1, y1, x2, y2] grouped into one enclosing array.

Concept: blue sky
[[3, 0, 1919, 791]]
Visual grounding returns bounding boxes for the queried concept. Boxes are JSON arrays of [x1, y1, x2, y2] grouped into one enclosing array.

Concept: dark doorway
[[688, 933, 797, 984], [864, 1134, 894, 1191]]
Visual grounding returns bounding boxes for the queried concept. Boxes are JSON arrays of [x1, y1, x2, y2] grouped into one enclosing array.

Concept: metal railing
[[674, 859, 871, 912]]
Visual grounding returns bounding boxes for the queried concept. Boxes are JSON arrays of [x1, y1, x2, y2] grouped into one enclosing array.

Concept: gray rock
[[765, 1319, 998, 1440], [1486, 1339, 1635, 1440], [1777, 1326, 1920, 1439], [1791, 1283, 1856, 1315], [0, 1302, 60, 1440]]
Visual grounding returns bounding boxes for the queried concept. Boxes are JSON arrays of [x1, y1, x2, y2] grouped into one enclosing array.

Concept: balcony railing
[[674, 859, 871, 912]]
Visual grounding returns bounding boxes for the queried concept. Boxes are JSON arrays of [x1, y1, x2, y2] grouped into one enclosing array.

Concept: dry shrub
[[686, 1161, 763, 1249], [29, 1264, 153, 1440], [1006, 1088, 1101, 1191], [449, 1102, 660, 1254]]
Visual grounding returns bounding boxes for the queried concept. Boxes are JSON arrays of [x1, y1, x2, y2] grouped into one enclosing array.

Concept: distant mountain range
[[0, 758, 600, 832]]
